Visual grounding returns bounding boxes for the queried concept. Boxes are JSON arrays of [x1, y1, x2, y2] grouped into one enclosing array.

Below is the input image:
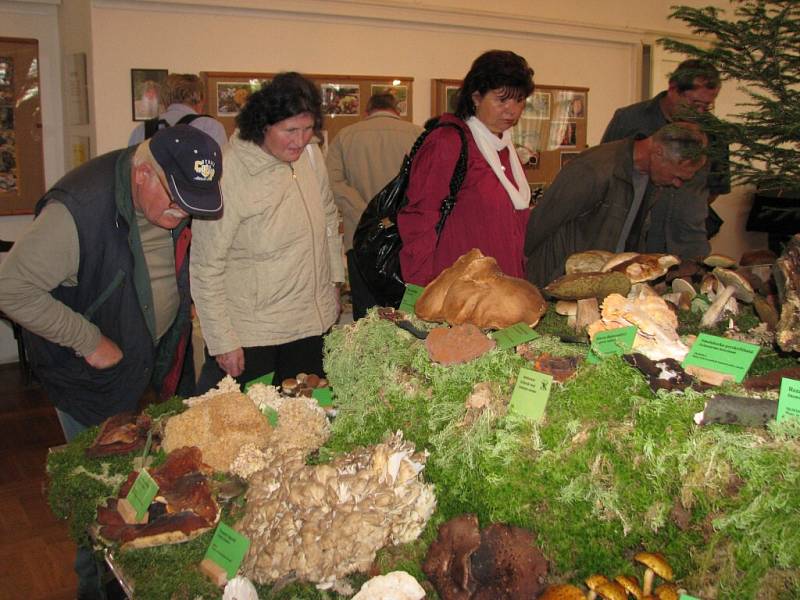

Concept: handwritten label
[[586, 326, 637, 364], [204, 521, 251, 579], [777, 377, 800, 423], [125, 469, 158, 521], [399, 284, 425, 314], [312, 386, 334, 407], [509, 368, 553, 422], [682, 333, 759, 383], [244, 371, 275, 392], [492, 322, 540, 350]]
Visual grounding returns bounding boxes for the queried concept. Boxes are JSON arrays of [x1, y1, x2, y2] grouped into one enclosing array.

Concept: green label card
[[312, 386, 333, 407], [244, 371, 275, 392], [682, 333, 760, 383], [399, 284, 425, 314], [204, 521, 251, 579], [126, 469, 158, 520], [260, 405, 279, 427], [509, 368, 553, 422], [586, 326, 637, 364], [679, 595, 701, 600], [492, 322, 540, 350], [777, 377, 800, 423]]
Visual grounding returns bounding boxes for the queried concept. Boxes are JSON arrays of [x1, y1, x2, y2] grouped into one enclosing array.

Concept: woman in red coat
[[398, 50, 534, 285]]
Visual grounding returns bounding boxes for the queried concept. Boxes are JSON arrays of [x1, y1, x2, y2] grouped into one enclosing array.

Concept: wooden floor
[[0, 363, 78, 600]]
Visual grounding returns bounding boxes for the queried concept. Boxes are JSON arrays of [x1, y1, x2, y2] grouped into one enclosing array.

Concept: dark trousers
[[196, 334, 326, 393], [347, 249, 378, 320]]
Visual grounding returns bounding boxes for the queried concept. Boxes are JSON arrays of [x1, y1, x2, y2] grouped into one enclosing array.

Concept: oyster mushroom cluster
[[236, 432, 436, 591]]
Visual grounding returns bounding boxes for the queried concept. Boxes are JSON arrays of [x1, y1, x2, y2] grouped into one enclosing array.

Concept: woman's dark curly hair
[[454, 50, 535, 120], [236, 72, 322, 145]]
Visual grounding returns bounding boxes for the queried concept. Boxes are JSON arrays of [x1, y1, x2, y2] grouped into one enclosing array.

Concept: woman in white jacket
[[192, 72, 344, 391]]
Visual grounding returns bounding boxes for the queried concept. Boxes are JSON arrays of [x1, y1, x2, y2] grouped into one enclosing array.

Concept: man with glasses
[[601, 59, 730, 259]]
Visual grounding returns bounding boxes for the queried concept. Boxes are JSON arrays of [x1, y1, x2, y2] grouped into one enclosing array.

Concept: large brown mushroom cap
[[415, 249, 547, 329], [422, 513, 481, 598], [539, 584, 588, 600], [614, 574, 643, 599], [605, 254, 680, 283], [566, 250, 615, 274]]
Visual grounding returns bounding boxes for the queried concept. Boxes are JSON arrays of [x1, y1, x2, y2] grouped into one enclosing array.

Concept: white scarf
[[466, 116, 530, 210]]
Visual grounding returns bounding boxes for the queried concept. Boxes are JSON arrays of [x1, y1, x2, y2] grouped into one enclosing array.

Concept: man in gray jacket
[[525, 123, 707, 287], [326, 92, 422, 318]]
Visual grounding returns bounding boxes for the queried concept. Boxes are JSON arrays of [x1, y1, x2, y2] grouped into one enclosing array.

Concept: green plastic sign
[[204, 521, 251, 579], [260, 405, 279, 427], [312, 386, 334, 407], [492, 322, 540, 350], [679, 595, 701, 600], [399, 284, 425, 314], [777, 377, 800, 423], [586, 326, 637, 364], [244, 371, 275, 392], [509, 368, 553, 422], [681, 333, 759, 383], [125, 469, 158, 521]]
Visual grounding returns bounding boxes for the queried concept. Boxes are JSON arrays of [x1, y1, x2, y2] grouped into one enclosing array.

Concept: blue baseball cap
[[150, 125, 223, 218]]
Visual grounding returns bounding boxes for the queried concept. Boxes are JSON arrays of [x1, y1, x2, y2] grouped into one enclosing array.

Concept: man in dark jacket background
[[525, 123, 707, 287]]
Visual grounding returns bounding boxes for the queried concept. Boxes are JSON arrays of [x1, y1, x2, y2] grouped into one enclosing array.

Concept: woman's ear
[[471, 90, 482, 107]]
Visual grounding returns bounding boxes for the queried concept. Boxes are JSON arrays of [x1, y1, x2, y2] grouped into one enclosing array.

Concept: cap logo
[[194, 159, 216, 182]]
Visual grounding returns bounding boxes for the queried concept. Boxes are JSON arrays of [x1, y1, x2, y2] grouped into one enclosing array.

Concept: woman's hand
[[216, 348, 245, 377]]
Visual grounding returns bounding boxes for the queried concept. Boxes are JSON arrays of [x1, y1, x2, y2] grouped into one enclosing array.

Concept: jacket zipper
[[291, 163, 325, 329]]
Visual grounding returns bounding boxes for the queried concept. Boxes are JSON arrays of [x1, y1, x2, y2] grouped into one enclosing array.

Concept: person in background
[[192, 73, 344, 392], [326, 91, 422, 318], [525, 122, 708, 287], [397, 50, 534, 286], [129, 73, 228, 149], [601, 59, 730, 258], [0, 125, 223, 599]]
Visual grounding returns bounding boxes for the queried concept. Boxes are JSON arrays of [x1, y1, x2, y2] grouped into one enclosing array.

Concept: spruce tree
[[660, 1, 799, 194]]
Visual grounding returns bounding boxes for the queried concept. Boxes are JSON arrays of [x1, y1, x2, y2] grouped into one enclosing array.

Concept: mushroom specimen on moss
[[236, 433, 435, 591], [423, 514, 548, 599], [633, 552, 673, 596], [540, 584, 588, 600]]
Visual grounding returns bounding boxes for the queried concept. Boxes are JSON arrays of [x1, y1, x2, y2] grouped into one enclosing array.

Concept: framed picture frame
[[370, 83, 409, 116], [524, 92, 551, 120], [130, 68, 168, 121], [431, 78, 462, 116]]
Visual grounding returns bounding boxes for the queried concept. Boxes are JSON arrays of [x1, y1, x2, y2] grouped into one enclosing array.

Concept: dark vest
[[23, 150, 190, 426]]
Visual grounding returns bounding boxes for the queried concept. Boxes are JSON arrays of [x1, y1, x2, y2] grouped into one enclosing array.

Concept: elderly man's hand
[[84, 335, 123, 369], [216, 348, 245, 378]]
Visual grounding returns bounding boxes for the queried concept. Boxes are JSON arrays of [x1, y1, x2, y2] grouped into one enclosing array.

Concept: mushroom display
[[422, 514, 548, 599], [633, 552, 673, 596], [425, 323, 497, 365], [586, 292, 689, 362], [602, 253, 680, 284], [414, 248, 547, 329], [236, 432, 436, 591]]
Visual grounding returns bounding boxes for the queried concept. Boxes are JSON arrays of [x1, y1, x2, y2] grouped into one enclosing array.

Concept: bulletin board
[[202, 72, 415, 148], [0, 38, 45, 215], [431, 79, 589, 193]]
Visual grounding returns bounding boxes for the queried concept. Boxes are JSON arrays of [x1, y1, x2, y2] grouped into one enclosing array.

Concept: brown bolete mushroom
[[614, 574, 643, 599], [539, 584, 588, 600], [703, 253, 737, 268], [633, 552, 673, 596], [566, 250, 614, 274]]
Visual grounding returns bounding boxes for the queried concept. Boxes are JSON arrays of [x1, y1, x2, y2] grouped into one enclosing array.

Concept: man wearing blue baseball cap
[[0, 124, 222, 597]]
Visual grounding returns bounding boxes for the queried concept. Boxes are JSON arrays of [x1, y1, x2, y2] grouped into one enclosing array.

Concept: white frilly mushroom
[[351, 571, 426, 600]]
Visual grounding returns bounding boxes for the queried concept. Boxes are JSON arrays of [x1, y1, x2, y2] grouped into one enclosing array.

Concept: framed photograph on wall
[[216, 80, 268, 117], [131, 68, 168, 121], [524, 92, 551, 120], [321, 84, 360, 116]]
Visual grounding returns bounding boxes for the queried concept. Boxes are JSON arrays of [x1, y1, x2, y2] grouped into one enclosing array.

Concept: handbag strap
[[404, 118, 469, 238]]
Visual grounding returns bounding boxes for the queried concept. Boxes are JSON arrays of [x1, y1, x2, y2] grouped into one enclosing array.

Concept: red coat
[[397, 114, 530, 286]]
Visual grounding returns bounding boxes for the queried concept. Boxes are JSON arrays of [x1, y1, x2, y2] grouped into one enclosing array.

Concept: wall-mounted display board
[[431, 79, 588, 192], [202, 72, 414, 148], [0, 37, 45, 215]]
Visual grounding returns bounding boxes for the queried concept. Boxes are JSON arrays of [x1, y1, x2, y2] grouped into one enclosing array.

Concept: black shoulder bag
[[351, 120, 468, 308], [143, 113, 212, 139]]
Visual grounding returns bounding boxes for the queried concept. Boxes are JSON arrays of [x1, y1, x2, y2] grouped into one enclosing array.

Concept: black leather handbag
[[351, 119, 468, 308]]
